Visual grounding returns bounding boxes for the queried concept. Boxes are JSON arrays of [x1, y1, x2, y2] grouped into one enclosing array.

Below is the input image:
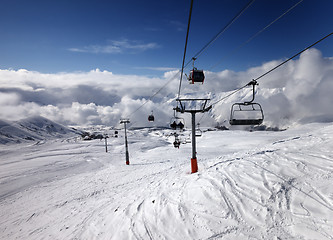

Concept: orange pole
[[191, 158, 198, 173]]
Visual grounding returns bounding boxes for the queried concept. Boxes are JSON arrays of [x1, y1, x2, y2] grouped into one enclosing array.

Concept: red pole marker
[[191, 158, 198, 173]]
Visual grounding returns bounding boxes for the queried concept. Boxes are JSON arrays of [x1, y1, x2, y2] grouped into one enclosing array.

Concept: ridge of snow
[[0, 116, 80, 144]]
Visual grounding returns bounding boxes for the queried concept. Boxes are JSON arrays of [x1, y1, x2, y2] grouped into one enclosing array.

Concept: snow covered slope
[[0, 116, 80, 144], [0, 123, 332, 239]]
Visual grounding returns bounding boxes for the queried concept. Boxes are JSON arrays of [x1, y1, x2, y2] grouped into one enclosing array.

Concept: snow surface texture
[[0, 122, 333, 239]]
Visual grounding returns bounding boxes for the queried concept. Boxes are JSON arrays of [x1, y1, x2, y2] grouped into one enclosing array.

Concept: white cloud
[[135, 66, 179, 72], [110, 39, 159, 51], [211, 48, 333, 128], [0, 68, 177, 126], [1, 48, 332, 128], [68, 45, 122, 54], [0, 92, 20, 105], [168, 20, 186, 32], [68, 39, 159, 54]]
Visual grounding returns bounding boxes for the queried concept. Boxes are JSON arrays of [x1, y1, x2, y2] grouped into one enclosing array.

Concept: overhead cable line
[[126, 0, 256, 120], [254, 31, 333, 82], [210, 31, 333, 107], [128, 70, 181, 118], [178, 0, 256, 97], [128, 0, 194, 118], [178, 0, 194, 98], [193, 0, 256, 60], [210, 84, 249, 106], [209, 0, 304, 71]]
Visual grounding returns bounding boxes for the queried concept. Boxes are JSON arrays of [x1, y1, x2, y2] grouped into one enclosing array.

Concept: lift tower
[[120, 119, 130, 165], [176, 98, 211, 173]]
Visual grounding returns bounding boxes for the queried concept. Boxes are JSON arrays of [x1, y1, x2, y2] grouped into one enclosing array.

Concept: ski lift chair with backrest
[[229, 80, 264, 126], [170, 119, 185, 130], [195, 123, 202, 137], [173, 133, 181, 148], [170, 108, 185, 130]]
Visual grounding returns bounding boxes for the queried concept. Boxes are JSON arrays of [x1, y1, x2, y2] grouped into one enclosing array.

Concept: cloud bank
[[1, 49, 332, 128], [211, 48, 333, 128]]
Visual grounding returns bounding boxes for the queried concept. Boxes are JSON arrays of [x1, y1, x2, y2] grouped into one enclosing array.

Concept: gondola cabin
[[148, 115, 154, 122], [188, 69, 205, 84], [148, 111, 154, 122]]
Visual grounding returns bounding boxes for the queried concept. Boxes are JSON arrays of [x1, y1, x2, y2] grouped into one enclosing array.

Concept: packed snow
[[0, 118, 332, 239]]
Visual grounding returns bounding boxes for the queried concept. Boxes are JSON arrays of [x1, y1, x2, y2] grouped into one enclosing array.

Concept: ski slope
[[0, 123, 333, 239]]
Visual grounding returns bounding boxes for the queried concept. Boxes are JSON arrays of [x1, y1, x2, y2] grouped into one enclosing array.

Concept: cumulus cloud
[[0, 67, 177, 126], [0, 48, 332, 128], [211, 48, 333, 128]]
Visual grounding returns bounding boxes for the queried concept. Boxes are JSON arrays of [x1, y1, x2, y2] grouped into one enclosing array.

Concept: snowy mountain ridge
[[0, 116, 80, 144]]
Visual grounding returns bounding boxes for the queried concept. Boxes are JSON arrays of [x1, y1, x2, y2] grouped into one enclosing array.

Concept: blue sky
[[1, 0, 332, 76], [0, 0, 333, 127]]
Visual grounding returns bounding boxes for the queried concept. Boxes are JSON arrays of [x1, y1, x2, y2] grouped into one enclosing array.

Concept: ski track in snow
[[0, 124, 333, 239]]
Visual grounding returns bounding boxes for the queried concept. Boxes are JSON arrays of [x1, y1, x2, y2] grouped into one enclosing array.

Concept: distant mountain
[[0, 116, 81, 144]]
